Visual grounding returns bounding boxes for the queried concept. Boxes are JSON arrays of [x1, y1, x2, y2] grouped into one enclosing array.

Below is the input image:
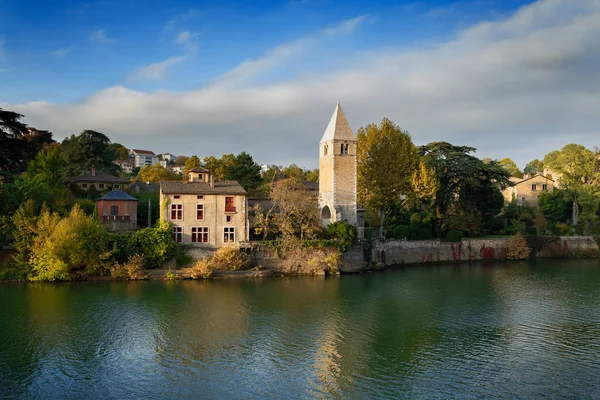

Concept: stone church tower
[[319, 102, 357, 226]]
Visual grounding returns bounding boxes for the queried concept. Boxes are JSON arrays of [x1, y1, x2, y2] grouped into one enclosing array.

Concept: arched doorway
[[321, 206, 331, 224]]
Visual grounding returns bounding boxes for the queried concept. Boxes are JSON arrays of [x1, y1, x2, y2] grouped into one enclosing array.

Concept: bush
[[446, 230, 463, 242], [110, 254, 148, 280], [393, 225, 409, 240], [123, 222, 179, 269], [186, 259, 214, 279], [418, 227, 432, 240], [184, 246, 250, 279], [554, 223, 569, 236], [505, 233, 531, 260], [327, 221, 357, 251]]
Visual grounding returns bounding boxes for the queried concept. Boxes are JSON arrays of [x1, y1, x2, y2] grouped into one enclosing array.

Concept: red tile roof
[[131, 149, 156, 155]]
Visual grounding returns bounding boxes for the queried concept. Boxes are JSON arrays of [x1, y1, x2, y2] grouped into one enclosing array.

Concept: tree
[[184, 155, 201, 174], [419, 142, 512, 234], [498, 157, 523, 179], [543, 144, 599, 225], [357, 118, 418, 212], [0, 108, 52, 173], [271, 178, 321, 240], [107, 143, 129, 161], [27, 144, 67, 187], [61, 130, 116, 177], [174, 155, 189, 166], [282, 164, 305, 180], [410, 160, 438, 207], [538, 190, 571, 226], [203, 154, 235, 180], [225, 152, 262, 192], [524, 159, 544, 176], [305, 169, 319, 182], [136, 165, 178, 182]]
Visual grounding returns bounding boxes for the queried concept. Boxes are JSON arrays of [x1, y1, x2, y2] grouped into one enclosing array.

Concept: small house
[[96, 190, 138, 231]]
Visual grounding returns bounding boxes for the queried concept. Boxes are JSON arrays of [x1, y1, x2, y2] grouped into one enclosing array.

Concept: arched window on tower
[[324, 145, 328, 156], [341, 143, 349, 155]]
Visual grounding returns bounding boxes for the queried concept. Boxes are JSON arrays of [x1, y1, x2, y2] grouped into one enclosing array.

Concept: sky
[[1, 0, 599, 169]]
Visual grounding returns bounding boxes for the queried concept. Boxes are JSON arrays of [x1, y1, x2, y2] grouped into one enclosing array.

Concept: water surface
[[2, 260, 600, 399]]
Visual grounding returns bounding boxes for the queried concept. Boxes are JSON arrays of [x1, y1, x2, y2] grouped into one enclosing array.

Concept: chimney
[[182, 172, 189, 185], [209, 173, 214, 188], [91, 167, 96, 177]]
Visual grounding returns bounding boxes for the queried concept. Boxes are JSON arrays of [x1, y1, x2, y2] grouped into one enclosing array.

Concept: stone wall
[[372, 236, 599, 267]]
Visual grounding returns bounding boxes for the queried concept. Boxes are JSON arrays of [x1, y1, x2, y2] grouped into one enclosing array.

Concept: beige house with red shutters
[[158, 167, 248, 247]]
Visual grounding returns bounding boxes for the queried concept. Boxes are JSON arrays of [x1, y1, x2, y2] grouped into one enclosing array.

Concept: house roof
[[130, 149, 156, 155], [67, 171, 130, 184], [159, 180, 246, 195], [320, 102, 356, 143], [188, 166, 210, 173], [98, 190, 138, 201], [129, 182, 159, 194], [513, 174, 555, 185]]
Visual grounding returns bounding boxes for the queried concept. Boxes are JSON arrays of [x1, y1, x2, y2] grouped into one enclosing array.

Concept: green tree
[[410, 160, 438, 207], [225, 152, 262, 192], [106, 143, 129, 161], [282, 164, 305, 180], [524, 159, 544, 176], [543, 144, 599, 225], [420, 142, 512, 234], [136, 164, 179, 182], [203, 154, 235, 180], [305, 169, 319, 182], [498, 157, 523, 178], [27, 144, 67, 187], [184, 155, 201, 174], [271, 178, 321, 240], [61, 130, 116, 177], [357, 118, 418, 212]]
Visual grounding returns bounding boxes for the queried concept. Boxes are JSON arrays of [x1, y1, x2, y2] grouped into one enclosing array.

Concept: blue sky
[[1, 0, 599, 168]]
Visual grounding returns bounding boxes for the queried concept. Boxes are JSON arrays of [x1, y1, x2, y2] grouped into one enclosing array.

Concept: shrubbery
[[185, 246, 250, 279], [505, 233, 530, 260], [327, 221, 357, 251], [446, 230, 463, 242]]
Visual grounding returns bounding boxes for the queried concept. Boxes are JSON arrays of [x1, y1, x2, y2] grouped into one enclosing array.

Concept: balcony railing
[[225, 206, 236, 213], [102, 215, 131, 222]]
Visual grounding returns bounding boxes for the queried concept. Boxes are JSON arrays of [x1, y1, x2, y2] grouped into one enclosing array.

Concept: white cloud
[[174, 30, 199, 44], [52, 48, 70, 57], [131, 56, 186, 80], [164, 9, 200, 33], [4, 0, 600, 168], [324, 15, 368, 36], [90, 29, 116, 44]]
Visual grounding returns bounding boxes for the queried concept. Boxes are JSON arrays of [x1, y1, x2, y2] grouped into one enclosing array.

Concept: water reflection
[[2, 260, 600, 399]]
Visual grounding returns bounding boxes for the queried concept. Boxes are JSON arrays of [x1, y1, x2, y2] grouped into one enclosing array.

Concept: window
[[192, 227, 209, 243], [114, 184, 120, 189], [99, 183, 105, 189], [173, 227, 182, 243], [542, 184, 548, 191], [110, 205, 119, 216], [324, 145, 328, 155], [171, 204, 183, 220], [341, 143, 349, 155], [197, 204, 204, 220], [532, 184, 537, 191], [198, 173, 203, 180], [81, 183, 88, 189], [226, 215, 231, 223], [224, 227, 235, 243], [197, 195, 204, 200], [225, 196, 235, 213], [173, 195, 180, 199]]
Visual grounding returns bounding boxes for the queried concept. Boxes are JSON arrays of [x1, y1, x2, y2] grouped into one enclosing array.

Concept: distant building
[[318, 102, 358, 227], [161, 153, 177, 163], [502, 174, 556, 206], [171, 166, 184, 175], [129, 149, 159, 168], [159, 167, 248, 247], [67, 168, 130, 195], [113, 159, 133, 173], [96, 190, 138, 231], [260, 164, 283, 174]]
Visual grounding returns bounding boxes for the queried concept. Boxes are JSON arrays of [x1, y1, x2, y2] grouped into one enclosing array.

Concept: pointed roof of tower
[[320, 102, 355, 143]]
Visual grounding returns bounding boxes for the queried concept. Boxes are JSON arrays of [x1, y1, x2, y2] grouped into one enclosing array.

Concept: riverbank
[[1, 236, 599, 282]]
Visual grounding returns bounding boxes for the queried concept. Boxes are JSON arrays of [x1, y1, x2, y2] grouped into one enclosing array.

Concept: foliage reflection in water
[[2, 260, 600, 399]]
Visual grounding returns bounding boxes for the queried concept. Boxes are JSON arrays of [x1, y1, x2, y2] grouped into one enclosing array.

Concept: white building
[[129, 149, 159, 168], [161, 153, 177, 163]]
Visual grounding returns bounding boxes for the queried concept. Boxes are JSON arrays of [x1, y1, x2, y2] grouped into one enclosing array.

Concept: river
[[2, 260, 600, 399]]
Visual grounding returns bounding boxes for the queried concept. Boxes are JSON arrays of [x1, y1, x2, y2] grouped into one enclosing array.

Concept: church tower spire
[[318, 102, 357, 226]]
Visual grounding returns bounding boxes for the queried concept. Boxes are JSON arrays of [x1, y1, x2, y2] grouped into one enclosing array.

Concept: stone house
[[67, 168, 130, 195], [502, 174, 556, 206], [113, 159, 133, 173], [158, 167, 248, 247], [96, 190, 138, 231]]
